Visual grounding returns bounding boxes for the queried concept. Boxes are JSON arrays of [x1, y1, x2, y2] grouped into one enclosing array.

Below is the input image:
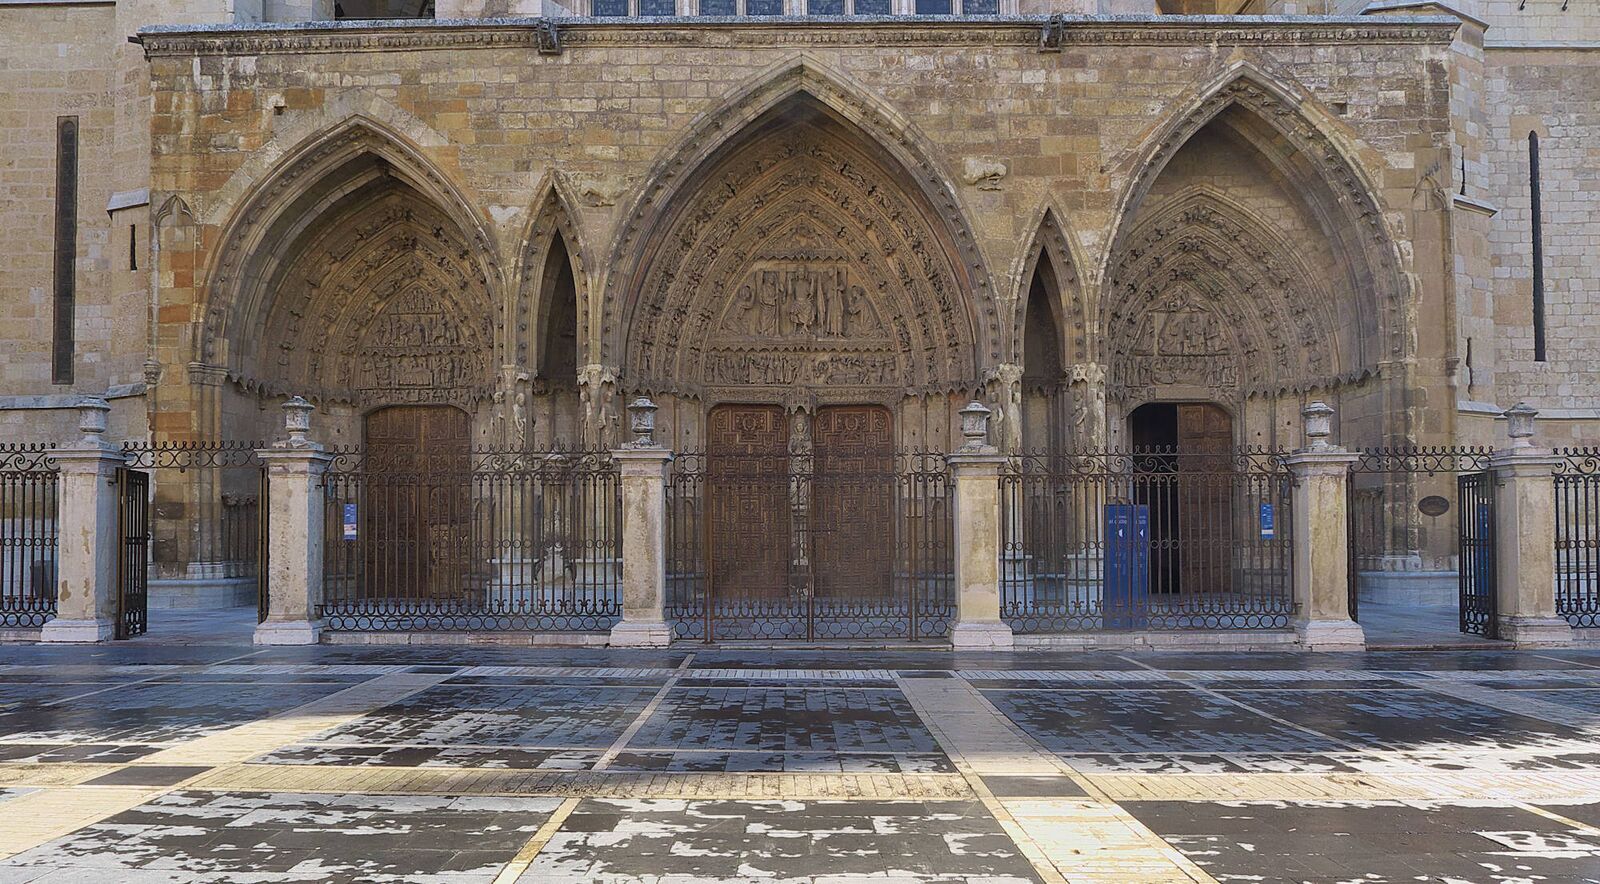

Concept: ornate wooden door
[[811, 406, 895, 612], [363, 406, 471, 602], [1176, 403, 1232, 597], [705, 405, 792, 631]]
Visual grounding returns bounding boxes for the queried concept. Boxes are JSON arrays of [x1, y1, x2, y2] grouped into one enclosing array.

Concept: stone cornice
[[136, 15, 1461, 58]]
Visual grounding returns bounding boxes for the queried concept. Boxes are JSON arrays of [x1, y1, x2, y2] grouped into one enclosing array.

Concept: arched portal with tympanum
[[613, 88, 993, 451]]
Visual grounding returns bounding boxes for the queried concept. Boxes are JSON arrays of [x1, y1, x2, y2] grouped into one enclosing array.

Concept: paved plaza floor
[[0, 627, 1595, 881]]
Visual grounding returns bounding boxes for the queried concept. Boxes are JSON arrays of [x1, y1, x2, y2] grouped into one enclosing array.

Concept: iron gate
[[1457, 470, 1497, 637], [1346, 448, 1494, 636], [0, 446, 58, 628], [1555, 448, 1600, 627], [115, 467, 150, 639], [666, 451, 954, 641], [999, 449, 1295, 632]]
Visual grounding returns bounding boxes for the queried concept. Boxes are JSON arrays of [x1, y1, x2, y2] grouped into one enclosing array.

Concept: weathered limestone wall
[[138, 17, 1458, 448], [1479, 50, 1600, 433]]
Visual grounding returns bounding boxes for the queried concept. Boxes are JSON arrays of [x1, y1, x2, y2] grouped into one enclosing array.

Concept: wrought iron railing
[[665, 451, 954, 641], [999, 448, 1294, 632], [319, 447, 621, 631], [120, 442, 266, 587], [1555, 448, 1600, 628], [0, 446, 58, 627]]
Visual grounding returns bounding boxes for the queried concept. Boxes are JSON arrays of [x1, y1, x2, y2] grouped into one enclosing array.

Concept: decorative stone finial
[[958, 400, 993, 452], [1302, 400, 1335, 451], [626, 396, 659, 448], [281, 396, 315, 448], [76, 397, 110, 446], [1504, 401, 1538, 449]]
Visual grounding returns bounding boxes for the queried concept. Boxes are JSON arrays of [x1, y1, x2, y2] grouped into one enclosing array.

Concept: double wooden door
[[704, 403, 895, 638], [362, 405, 471, 601]]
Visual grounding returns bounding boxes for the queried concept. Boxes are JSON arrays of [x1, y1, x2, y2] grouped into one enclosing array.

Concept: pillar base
[[39, 618, 115, 643], [950, 620, 1014, 650], [609, 619, 672, 647], [1496, 615, 1573, 648], [1295, 618, 1366, 652], [253, 618, 324, 646]]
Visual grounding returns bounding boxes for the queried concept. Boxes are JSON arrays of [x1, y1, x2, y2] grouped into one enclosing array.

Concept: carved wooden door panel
[[363, 406, 471, 602], [811, 406, 895, 609], [1176, 403, 1232, 597], [706, 405, 791, 623]]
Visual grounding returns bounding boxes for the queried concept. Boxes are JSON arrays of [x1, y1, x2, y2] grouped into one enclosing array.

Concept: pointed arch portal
[[613, 87, 993, 405]]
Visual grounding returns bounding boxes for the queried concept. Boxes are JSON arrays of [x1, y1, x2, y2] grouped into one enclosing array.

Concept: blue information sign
[[1259, 503, 1275, 539], [1104, 503, 1149, 630], [342, 503, 358, 540]]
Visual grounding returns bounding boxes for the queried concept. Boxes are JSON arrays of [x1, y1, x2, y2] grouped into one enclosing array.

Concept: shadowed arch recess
[[617, 92, 988, 400]]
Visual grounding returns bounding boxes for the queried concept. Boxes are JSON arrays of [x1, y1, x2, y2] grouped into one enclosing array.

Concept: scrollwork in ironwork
[[1554, 447, 1600, 475], [1348, 446, 1494, 475], [0, 444, 58, 473], [119, 441, 268, 471]]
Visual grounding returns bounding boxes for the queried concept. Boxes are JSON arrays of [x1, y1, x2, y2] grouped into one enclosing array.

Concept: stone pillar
[[253, 397, 332, 646], [1284, 401, 1365, 651], [42, 400, 126, 643], [948, 401, 1013, 650], [609, 397, 673, 647], [1489, 402, 1572, 647]]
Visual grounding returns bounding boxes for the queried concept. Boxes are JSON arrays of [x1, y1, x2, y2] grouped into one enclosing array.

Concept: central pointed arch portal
[[610, 82, 996, 639]]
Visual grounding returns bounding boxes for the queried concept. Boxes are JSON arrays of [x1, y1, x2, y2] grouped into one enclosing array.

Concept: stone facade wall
[[1480, 50, 1600, 431], [136, 18, 1456, 450]]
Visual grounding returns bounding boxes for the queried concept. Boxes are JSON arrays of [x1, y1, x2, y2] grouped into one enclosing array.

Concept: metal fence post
[[253, 397, 332, 646], [948, 401, 1013, 650], [1490, 402, 1572, 647], [41, 399, 125, 643], [1283, 401, 1364, 651], [610, 397, 673, 647]]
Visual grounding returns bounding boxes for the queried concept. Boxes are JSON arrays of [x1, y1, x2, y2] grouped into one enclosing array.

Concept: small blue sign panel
[[342, 503, 358, 540], [1104, 503, 1150, 630], [1259, 503, 1275, 539]]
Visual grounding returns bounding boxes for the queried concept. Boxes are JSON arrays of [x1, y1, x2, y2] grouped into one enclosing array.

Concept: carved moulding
[[1105, 71, 1407, 364], [239, 195, 497, 409], [1103, 193, 1371, 405], [619, 119, 985, 402], [602, 65, 1001, 382]]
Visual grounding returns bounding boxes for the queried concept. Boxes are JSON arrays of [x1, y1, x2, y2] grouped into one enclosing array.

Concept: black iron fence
[[120, 443, 266, 610], [665, 451, 954, 641], [1346, 447, 1496, 636], [0, 446, 58, 627], [1555, 448, 1600, 629], [999, 448, 1294, 632], [320, 448, 621, 631], [115, 468, 150, 639]]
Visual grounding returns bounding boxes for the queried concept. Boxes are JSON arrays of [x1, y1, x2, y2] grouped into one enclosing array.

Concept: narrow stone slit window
[[129, 223, 138, 272], [52, 116, 78, 386], [1529, 131, 1546, 363]]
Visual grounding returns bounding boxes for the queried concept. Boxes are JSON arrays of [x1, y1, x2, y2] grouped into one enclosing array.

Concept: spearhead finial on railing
[[1504, 401, 1538, 449], [281, 396, 315, 448], [1302, 400, 1335, 451], [625, 396, 659, 448], [958, 400, 993, 453]]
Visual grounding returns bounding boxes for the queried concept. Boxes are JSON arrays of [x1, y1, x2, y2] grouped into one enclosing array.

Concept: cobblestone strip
[[1400, 674, 1600, 730], [0, 667, 454, 860], [1085, 771, 1600, 802], [495, 652, 694, 882], [182, 765, 972, 798], [898, 674, 1216, 884]]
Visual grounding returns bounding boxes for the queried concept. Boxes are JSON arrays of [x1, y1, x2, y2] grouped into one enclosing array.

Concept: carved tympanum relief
[[621, 103, 980, 400], [1105, 194, 1344, 403], [250, 194, 496, 407]]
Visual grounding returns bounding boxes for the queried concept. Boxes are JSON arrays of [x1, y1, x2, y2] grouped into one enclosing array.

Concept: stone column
[[1284, 401, 1365, 651], [1489, 402, 1572, 647], [948, 401, 1013, 650], [609, 397, 673, 647], [42, 399, 126, 643], [253, 397, 332, 646]]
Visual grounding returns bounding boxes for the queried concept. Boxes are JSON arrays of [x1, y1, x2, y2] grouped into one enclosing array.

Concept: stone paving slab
[[0, 643, 1593, 881]]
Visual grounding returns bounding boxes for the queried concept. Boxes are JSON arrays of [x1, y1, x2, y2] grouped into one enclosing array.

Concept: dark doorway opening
[[361, 405, 471, 601], [1128, 402, 1233, 596]]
